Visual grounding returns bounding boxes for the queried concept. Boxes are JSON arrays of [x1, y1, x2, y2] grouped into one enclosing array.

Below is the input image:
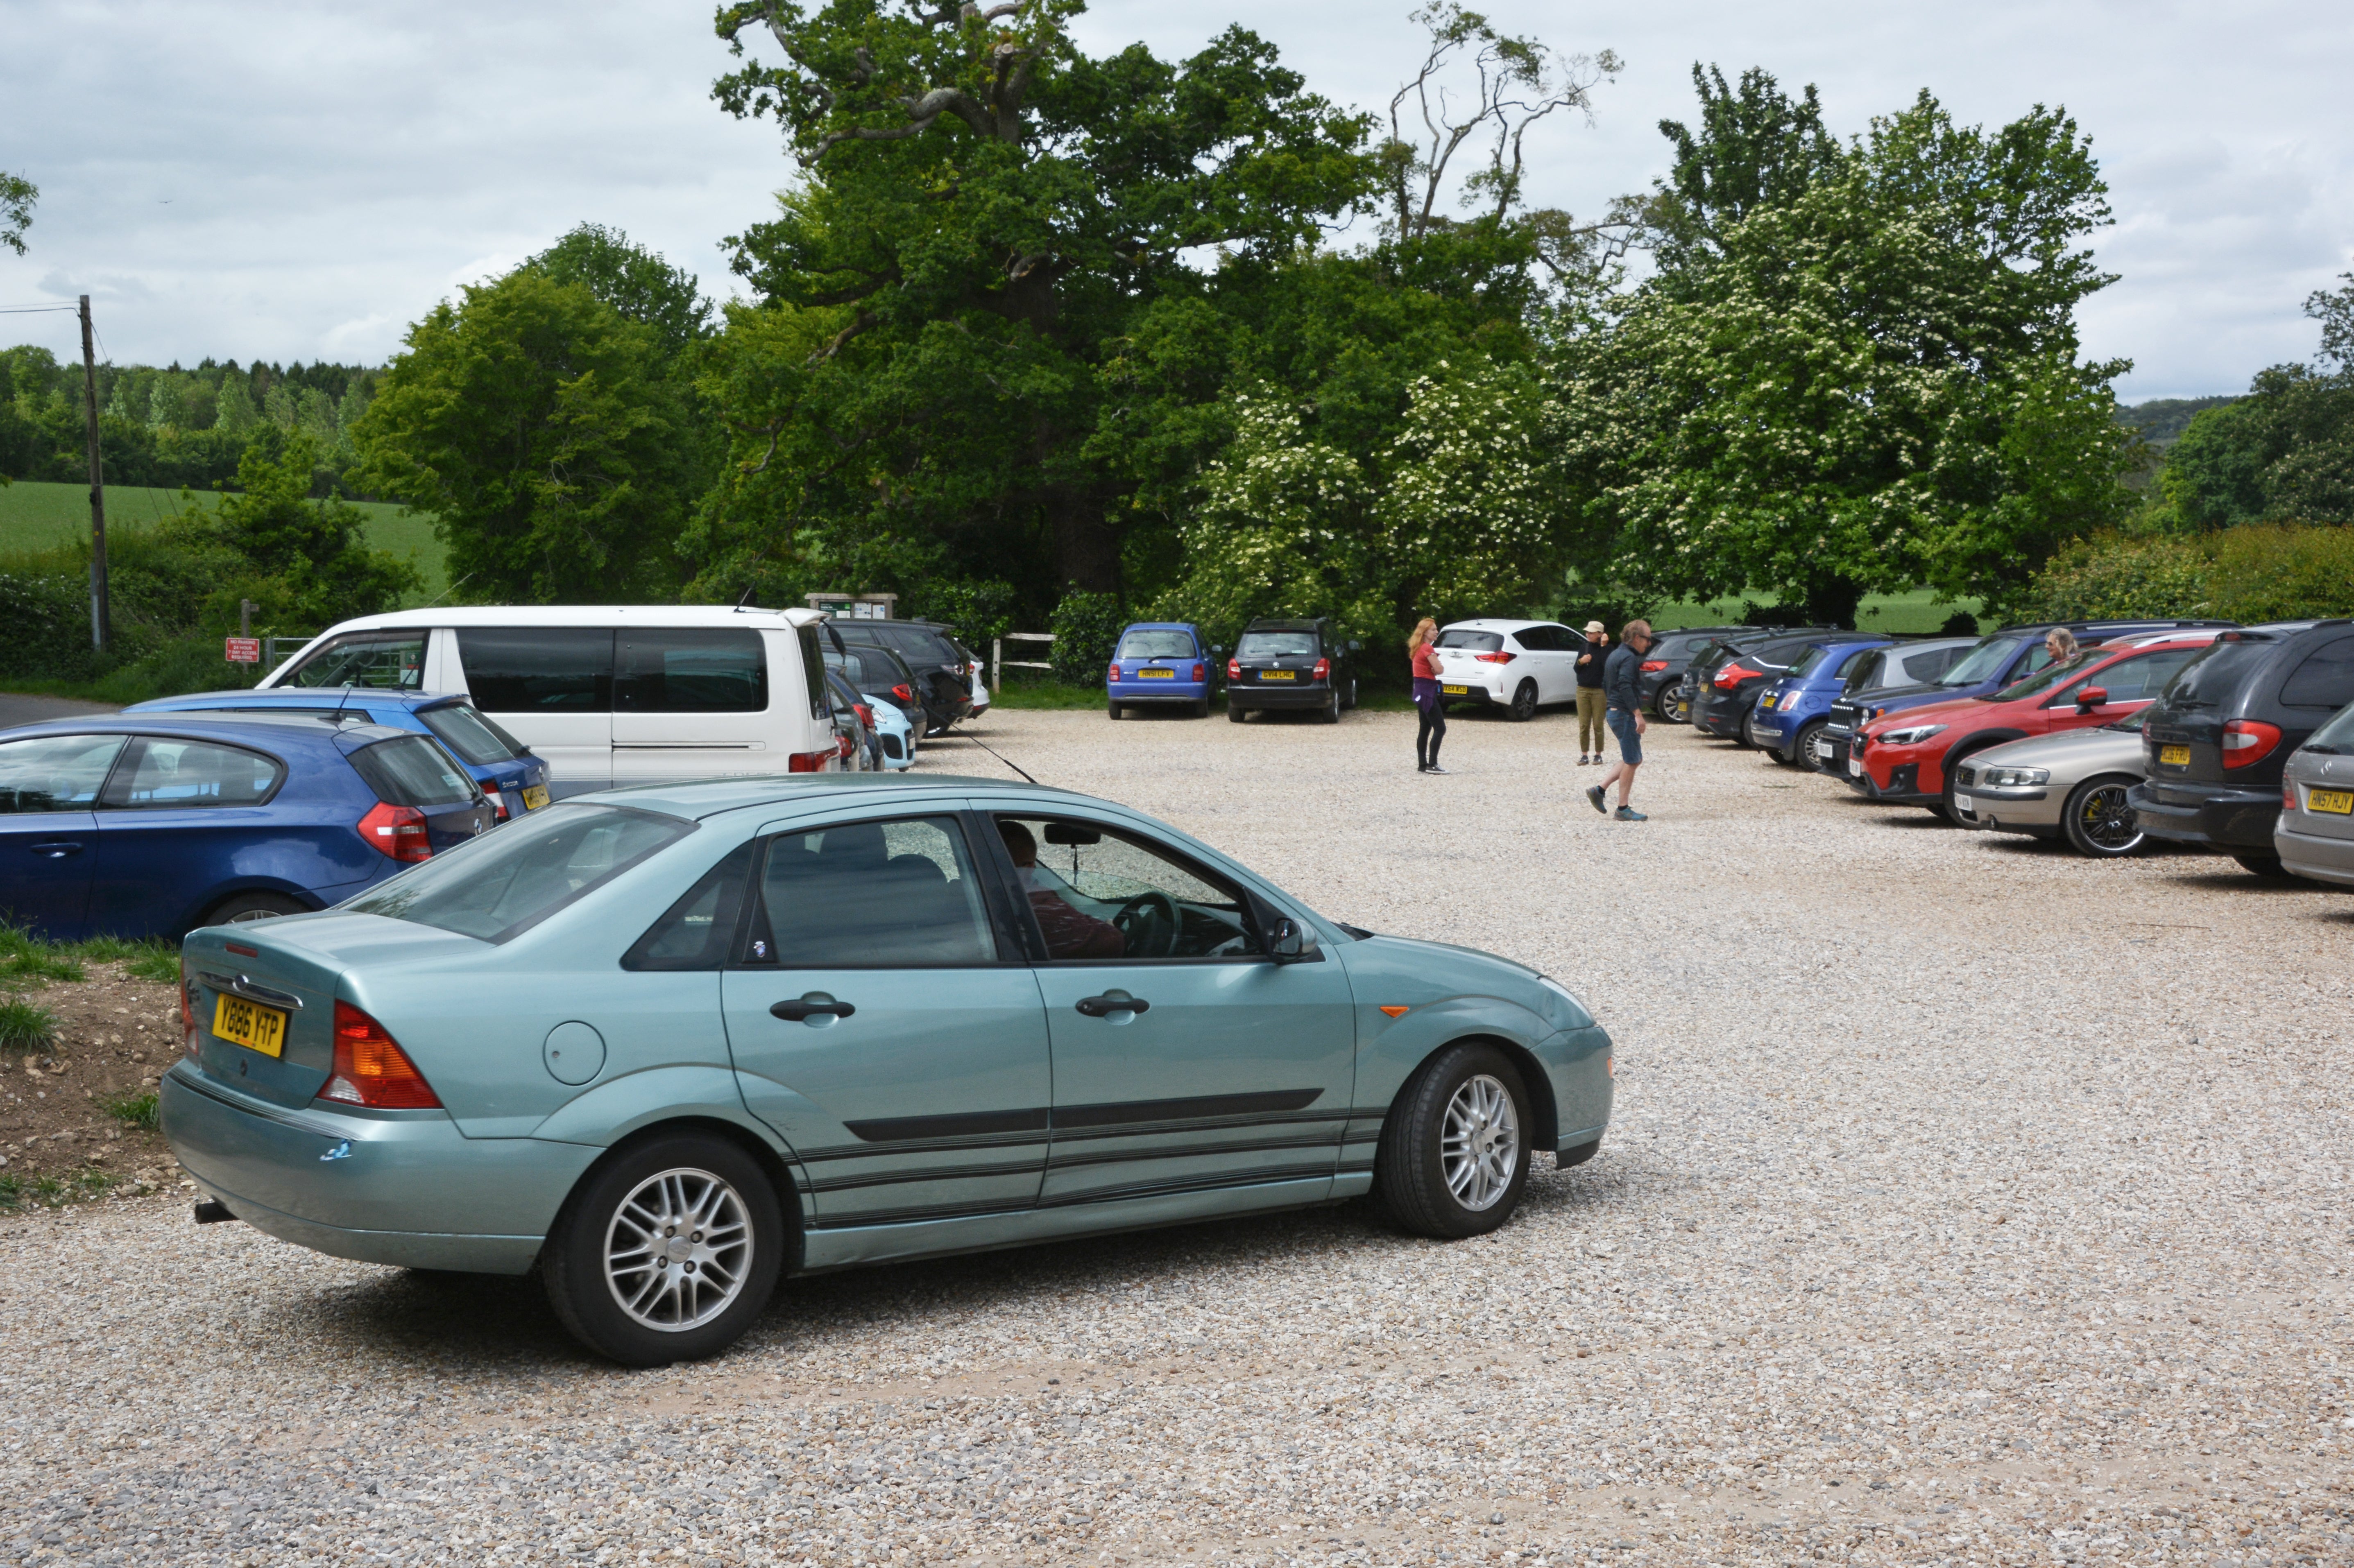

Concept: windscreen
[[1991, 649, 2107, 703], [281, 633, 425, 690], [418, 703, 519, 766], [1238, 630, 1319, 658], [347, 735, 482, 807], [345, 804, 691, 943], [1116, 631, 1196, 660], [1939, 636, 2027, 687], [1433, 630, 1501, 652], [2160, 639, 2278, 709]]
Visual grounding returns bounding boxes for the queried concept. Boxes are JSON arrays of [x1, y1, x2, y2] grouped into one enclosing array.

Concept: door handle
[[770, 997, 856, 1022], [27, 842, 84, 858], [1074, 994, 1150, 1018]]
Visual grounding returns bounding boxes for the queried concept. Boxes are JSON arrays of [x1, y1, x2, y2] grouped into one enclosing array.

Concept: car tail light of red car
[[356, 802, 432, 863], [320, 1000, 441, 1109], [1474, 651, 1515, 664], [1714, 662, 1763, 689], [1313, 657, 1330, 681], [1192, 663, 1207, 681], [1640, 660, 1668, 672], [2222, 719, 2283, 769]]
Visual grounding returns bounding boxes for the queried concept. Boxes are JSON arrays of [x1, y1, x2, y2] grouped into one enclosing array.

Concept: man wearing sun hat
[[1572, 620, 1609, 764]]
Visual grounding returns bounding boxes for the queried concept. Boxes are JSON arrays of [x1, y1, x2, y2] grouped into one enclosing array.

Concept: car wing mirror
[[2075, 686, 2109, 709], [1267, 916, 1319, 962], [1348, 639, 1362, 652]]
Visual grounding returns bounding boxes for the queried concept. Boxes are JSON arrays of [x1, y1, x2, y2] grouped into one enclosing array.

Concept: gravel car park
[[5, 714, 2347, 1567]]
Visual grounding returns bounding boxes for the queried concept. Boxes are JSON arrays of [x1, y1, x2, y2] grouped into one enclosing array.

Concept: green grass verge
[[104, 1091, 160, 1132], [0, 1170, 119, 1212], [0, 478, 448, 602], [0, 925, 179, 987]]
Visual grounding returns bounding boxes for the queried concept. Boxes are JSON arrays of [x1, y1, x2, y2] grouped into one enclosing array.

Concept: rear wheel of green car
[[1376, 1042, 1533, 1240], [542, 1134, 784, 1367]]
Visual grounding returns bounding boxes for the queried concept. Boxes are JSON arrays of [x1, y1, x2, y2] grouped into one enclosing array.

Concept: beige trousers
[[1577, 687, 1606, 753]]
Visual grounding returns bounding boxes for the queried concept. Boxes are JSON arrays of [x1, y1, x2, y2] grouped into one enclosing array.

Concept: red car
[[1851, 631, 2227, 819]]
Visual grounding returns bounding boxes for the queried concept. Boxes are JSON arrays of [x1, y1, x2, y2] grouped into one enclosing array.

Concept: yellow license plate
[[1442, 684, 1470, 696], [2310, 788, 2354, 815], [212, 993, 288, 1058], [1262, 670, 1296, 681], [1138, 668, 1175, 679], [522, 784, 549, 810], [2159, 744, 2191, 765]]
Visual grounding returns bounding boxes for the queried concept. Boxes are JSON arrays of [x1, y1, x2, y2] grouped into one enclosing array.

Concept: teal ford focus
[[163, 776, 1614, 1365]]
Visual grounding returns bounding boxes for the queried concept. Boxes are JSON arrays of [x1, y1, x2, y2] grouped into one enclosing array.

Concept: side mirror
[[1211, 645, 1225, 656], [2075, 686, 2109, 709], [1348, 639, 1362, 652], [1268, 917, 1319, 962]]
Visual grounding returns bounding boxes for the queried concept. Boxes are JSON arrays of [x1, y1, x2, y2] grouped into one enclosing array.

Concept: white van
[[258, 606, 843, 796]]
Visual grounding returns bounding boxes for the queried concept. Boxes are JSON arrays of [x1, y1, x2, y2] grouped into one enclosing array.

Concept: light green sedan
[[163, 775, 1614, 1365]]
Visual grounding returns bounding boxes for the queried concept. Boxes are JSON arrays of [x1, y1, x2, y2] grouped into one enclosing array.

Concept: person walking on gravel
[[1586, 620, 1654, 821], [1409, 617, 1449, 774], [1573, 620, 1609, 764]]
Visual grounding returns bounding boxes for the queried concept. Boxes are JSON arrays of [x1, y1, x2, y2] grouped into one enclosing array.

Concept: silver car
[[1953, 710, 2154, 858], [2277, 699, 2354, 887]]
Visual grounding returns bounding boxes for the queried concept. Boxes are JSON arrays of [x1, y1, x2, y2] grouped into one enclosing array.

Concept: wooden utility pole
[[78, 294, 110, 653]]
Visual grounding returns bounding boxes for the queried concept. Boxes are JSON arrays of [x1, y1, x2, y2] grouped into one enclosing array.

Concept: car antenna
[[733, 585, 758, 612], [960, 730, 1039, 786], [412, 572, 475, 611]]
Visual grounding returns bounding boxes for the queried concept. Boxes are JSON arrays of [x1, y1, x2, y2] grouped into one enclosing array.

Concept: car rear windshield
[[1434, 630, 1502, 652], [2305, 699, 2354, 751], [418, 703, 521, 766], [2160, 638, 2279, 709], [348, 735, 482, 807], [1787, 647, 1835, 678], [344, 804, 692, 943], [1238, 630, 1319, 658], [1939, 636, 2028, 687], [876, 627, 958, 665], [1117, 631, 1196, 660]]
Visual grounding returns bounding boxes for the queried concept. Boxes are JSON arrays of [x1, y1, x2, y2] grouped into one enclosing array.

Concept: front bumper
[[2277, 820, 2354, 885], [1847, 756, 1930, 803], [1953, 783, 2057, 835], [1815, 726, 1852, 772], [2127, 781, 2279, 850], [161, 1064, 596, 1275]]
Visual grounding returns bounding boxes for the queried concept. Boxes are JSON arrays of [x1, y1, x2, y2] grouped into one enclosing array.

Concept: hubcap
[[1440, 1074, 1521, 1212], [2080, 784, 2140, 850], [603, 1167, 753, 1332]]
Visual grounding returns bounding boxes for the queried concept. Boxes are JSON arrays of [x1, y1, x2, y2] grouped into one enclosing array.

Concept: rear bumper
[[1108, 681, 1208, 704], [2126, 782, 2279, 850], [1231, 684, 1338, 710], [161, 1065, 595, 1275], [2275, 821, 2354, 885], [1692, 695, 1753, 735]]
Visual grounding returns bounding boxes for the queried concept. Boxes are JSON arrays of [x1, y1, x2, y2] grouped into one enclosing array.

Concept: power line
[[0, 303, 79, 314]]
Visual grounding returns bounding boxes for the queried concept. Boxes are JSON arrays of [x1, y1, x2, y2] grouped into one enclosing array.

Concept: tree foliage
[[0, 168, 34, 257]]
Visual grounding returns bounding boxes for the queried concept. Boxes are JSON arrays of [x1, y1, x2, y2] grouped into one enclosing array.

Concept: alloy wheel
[[603, 1167, 755, 1332], [1440, 1074, 1520, 1212], [2075, 783, 2140, 852]]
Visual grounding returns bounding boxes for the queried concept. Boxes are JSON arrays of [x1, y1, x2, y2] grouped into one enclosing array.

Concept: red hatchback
[[1851, 632, 2227, 819]]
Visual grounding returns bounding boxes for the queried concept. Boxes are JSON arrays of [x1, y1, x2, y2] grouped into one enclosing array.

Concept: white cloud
[[0, 0, 2345, 400]]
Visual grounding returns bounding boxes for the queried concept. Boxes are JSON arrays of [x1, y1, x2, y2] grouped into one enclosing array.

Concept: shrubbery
[[2020, 523, 2354, 624]]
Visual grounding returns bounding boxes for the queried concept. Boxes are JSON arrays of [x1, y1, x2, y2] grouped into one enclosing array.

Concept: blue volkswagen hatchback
[[1106, 623, 1212, 718], [0, 714, 492, 939], [126, 690, 551, 821], [1749, 636, 1895, 766], [161, 774, 1615, 1365]]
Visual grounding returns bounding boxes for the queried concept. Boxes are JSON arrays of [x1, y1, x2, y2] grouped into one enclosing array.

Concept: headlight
[[1880, 723, 1947, 746], [1982, 767, 2049, 787]]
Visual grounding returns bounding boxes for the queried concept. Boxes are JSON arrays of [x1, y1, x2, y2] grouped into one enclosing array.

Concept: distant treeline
[[0, 348, 382, 496]]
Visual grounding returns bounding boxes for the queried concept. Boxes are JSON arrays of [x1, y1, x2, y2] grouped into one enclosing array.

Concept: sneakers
[[1584, 784, 1607, 815], [1424, 762, 1450, 774], [1615, 805, 1648, 821], [1576, 753, 1590, 765]]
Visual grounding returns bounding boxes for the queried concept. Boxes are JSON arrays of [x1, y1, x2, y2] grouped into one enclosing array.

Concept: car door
[[1530, 624, 1579, 702], [451, 627, 613, 797], [2044, 648, 2207, 733], [87, 735, 290, 936], [612, 626, 773, 785], [0, 733, 128, 938], [985, 810, 1357, 1211], [720, 811, 1053, 1230]]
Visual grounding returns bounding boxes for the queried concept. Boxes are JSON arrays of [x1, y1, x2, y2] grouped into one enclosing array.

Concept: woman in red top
[[1409, 617, 1448, 774]]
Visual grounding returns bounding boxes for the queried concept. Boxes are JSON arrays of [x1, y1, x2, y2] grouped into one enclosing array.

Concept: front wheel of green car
[[542, 1134, 784, 1367], [1375, 1043, 1533, 1240]]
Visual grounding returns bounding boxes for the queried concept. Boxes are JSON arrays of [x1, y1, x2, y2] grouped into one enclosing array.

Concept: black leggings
[[1416, 701, 1446, 767]]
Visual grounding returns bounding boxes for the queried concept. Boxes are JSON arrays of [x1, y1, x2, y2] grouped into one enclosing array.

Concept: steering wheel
[[1110, 891, 1181, 958]]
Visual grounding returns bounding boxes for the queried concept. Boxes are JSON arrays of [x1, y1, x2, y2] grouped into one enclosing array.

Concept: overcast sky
[[2, 0, 2346, 402]]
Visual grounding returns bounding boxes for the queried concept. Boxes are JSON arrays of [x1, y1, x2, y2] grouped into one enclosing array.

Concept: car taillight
[[1228, 657, 1241, 679], [893, 683, 915, 703], [854, 702, 875, 727], [491, 795, 510, 823], [1192, 663, 1207, 681], [180, 958, 199, 1060], [1474, 651, 1515, 664], [2221, 720, 2283, 769], [1313, 657, 1330, 681], [2284, 782, 2299, 811], [1108, 663, 1123, 681], [835, 731, 855, 759], [1640, 660, 1668, 672], [320, 1000, 441, 1109], [786, 750, 834, 772], [1715, 663, 1762, 688], [356, 801, 432, 863]]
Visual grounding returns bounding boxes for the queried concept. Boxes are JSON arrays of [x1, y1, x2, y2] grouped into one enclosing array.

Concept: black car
[[824, 642, 927, 747], [1640, 627, 1749, 719], [821, 668, 883, 771], [2130, 621, 2354, 874], [1688, 629, 1843, 744], [1227, 618, 1359, 723], [825, 618, 974, 735]]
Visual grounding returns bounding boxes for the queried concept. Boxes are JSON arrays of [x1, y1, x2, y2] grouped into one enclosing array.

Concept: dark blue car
[[1748, 636, 1896, 766], [0, 714, 492, 940], [1107, 622, 1213, 718], [125, 689, 550, 821]]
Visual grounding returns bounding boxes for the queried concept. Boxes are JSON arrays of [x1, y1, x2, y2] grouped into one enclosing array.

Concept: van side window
[[281, 633, 425, 690], [2279, 634, 2354, 710], [795, 626, 829, 720], [617, 629, 768, 713], [458, 629, 614, 712]]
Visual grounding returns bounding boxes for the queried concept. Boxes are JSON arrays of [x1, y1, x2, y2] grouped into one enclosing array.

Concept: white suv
[[1431, 619, 1591, 722]]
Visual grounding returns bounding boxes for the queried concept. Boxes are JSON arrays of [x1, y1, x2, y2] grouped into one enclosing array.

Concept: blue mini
[[1749, 636, 1896, 765], [126, 689, 550, 820], [1106, 623, 1211, 717]]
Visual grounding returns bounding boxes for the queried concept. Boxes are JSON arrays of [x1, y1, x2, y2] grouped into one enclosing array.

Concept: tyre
[[1507, 680, 1538, 723], [1227, 703, 1247, 723], [2061, 774, 2146, 858], [1937, 745, 1998, 825], [1106, 699, 1123, 720], [198, 890, 306, 929], [1736, 709, 1762, 750], [1191, 697, 1210, 718], [1789, 720, 1827, 772], [1320, 691, 1341, 724], [541, 1133, 785, 1367], [2233, 852, 2291, 878], [1374, 1042, 1534, 1240]]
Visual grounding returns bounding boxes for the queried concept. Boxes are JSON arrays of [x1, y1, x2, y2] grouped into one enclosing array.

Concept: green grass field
[[0, 479, 448, 602]]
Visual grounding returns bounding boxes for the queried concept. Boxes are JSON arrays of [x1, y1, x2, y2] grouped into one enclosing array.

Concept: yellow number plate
[[1261, 669, 1296, 681], [1138, 667, 1175, 679], [1441, 684, 1470, 696], [2159, 745, 2190, 765], [2310, 787, 2354, 815], [522, 784, 549, 810], [212, 993, 288, 1058]]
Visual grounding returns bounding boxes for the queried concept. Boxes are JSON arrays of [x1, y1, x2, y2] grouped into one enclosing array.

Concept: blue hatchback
[[1749, 636, 1895, 765], [0, 714, 493, 940], [1106, 623, 1212, 718], [126, 690, 551, 822]]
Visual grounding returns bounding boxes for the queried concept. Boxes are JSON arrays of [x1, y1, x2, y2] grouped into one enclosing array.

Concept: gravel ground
[[3, 707, 2349, 1567]]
